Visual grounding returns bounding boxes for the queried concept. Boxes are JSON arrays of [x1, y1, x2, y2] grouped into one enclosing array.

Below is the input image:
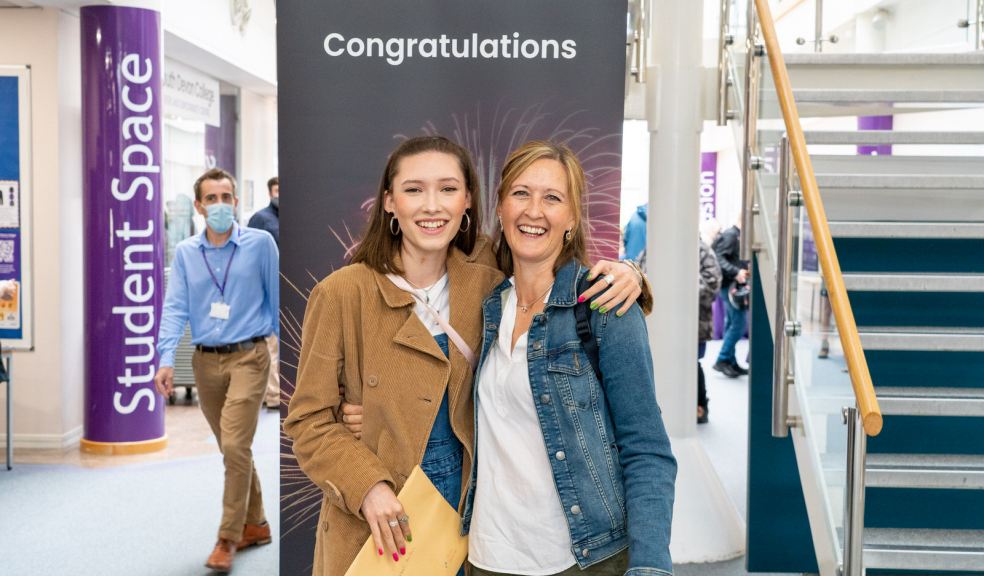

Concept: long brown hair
[[350, 136, 482, 273], [495, 140, 589, 277]]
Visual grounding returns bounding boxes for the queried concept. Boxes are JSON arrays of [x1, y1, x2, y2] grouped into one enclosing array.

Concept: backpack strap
[[574, 274, 602, 383]]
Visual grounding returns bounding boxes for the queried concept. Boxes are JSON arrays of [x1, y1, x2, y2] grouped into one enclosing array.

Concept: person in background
[[622, 203, 647, 262], [248, 176, 281, 410], [248, 176, 279, 246], [711, 220, 750, 378], [698, 237, 722, 423], [155, 168, 278, 573]]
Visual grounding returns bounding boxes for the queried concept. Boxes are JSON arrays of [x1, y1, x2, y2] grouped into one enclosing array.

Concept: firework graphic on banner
[[278, 102, 623, 549]]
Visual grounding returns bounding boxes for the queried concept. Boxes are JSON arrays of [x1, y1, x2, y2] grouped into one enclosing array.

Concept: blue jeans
[[422, 334, 465, 576], [716, 291, 746, 364]]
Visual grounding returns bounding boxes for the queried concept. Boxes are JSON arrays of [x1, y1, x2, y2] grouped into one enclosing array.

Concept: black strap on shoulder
[[574, 274, 602, 383]]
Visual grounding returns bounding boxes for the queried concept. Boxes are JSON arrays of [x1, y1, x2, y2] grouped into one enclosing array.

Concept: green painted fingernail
[[590, 301, 599, 310], [616, 310, 624, 317], [587, 273, 595, 280], [406, 535, 412, 543], [599, 307, 608, 314]]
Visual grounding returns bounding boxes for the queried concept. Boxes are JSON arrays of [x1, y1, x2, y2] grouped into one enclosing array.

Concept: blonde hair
[[494, 140, 589, 277]]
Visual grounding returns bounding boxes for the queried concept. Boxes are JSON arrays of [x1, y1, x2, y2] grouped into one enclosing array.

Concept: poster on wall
[[277, 1, 628, 573], [0, 66, 33, 349]]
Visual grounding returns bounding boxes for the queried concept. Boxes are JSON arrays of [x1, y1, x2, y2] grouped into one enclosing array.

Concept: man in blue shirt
[[247, 176, 280, 410], [154, 168, 279, 573]]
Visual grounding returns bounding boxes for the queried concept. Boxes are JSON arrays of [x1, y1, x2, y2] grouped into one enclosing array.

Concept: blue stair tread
[[867, 351, 984, 389], [867, 416, 984, 456], [865, 488, 984, 531], [835, 238, 984, 274], [850, 292, 984, 328]]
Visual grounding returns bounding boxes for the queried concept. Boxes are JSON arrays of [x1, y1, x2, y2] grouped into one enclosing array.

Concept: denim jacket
[[461, 260, 676, 576]]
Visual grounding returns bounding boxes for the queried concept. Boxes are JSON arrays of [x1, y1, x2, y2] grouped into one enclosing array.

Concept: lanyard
[[201, 241, 238, 300]]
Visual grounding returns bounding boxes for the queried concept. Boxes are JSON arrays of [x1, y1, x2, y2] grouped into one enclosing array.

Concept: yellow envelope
[[344, 465, 468, 576]]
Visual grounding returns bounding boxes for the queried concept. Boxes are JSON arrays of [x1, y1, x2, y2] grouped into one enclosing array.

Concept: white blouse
[[404, 273, 449, 336], [468, 281, 576, 575]]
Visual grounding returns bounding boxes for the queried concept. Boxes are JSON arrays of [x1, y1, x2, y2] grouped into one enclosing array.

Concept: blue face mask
[[205, 202, 235, 234]]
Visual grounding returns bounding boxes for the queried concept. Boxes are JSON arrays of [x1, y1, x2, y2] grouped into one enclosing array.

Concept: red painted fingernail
[[400, 547, 406, 556], [393, 552, 400, 562], [577, 296, 586, 303], [378, 548, 383, 556]]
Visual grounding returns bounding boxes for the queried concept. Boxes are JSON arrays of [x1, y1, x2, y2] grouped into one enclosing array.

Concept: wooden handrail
[[754, 0, 883, 436]]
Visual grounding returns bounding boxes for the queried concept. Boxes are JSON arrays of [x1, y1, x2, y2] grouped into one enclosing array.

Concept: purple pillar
[[80, 4, 166, 452]]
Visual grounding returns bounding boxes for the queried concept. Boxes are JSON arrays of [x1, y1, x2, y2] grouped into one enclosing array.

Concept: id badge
[[210, 301, 231, 320]]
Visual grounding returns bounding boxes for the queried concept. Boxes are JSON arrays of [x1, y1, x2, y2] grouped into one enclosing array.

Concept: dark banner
[[277, 1, 627, 573]]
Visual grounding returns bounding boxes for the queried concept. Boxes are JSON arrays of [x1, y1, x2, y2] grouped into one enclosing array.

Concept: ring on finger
[[387, 519, 400, 527], [397, 514, 410, 524], [603, 273, 616, 286]]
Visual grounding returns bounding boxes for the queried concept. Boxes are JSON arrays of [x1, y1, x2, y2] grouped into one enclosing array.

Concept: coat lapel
[[372, 268, 448, 365]]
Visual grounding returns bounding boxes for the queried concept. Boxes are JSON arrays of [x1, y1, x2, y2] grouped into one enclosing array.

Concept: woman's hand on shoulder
[[579, 259, 644, 317], [361, 481, 412, 562], [338, 385, 364, 439]]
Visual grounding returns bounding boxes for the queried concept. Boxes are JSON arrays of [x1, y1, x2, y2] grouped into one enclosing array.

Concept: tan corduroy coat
[[284, 242, 502, 576]]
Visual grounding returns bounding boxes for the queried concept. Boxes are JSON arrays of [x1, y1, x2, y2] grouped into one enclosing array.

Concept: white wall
[[239, 89, 279, 219], [0, 7, 83, 448], [58, 10, 84, 446], [162, 0, 277, 92], [161, 0, 279, 221]]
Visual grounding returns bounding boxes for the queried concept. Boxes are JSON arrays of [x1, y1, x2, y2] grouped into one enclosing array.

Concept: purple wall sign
[[858, 114, 893, 156], [699, 151, 718, 221], [81, 5, 165, 447]]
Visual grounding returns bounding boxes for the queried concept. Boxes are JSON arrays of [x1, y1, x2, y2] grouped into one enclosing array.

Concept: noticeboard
[[0, 66, 34, 350]]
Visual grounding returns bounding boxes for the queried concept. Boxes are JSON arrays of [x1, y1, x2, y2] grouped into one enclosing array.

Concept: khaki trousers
[[265, 334, 280, 408], [192, 340, 270, 542]]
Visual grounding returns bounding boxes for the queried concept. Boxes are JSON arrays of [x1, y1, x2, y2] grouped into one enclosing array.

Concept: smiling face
[[383, 151, 472, 262], [497, 158, 576, 271]]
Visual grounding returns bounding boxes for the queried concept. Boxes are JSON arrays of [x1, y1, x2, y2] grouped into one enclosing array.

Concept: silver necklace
[[517, 282, 554, 313], [403, 275, 441, 306]]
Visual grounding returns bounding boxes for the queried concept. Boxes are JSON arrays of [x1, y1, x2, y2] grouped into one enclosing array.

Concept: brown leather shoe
[[205, 538, 236, 573], [237, 521, 272, 550]]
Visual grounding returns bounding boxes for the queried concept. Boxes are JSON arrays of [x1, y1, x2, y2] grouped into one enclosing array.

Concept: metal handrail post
[[772, 136, 793, 438], [814, 0, 824, 53], [978, 0, 983, 51], [843, 406, 867, 576], [717, 0, 733, 125], [739, 0, 760, 261]]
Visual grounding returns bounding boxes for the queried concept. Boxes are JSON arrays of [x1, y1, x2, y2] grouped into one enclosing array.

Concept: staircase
[[774, 52, 984, 573]]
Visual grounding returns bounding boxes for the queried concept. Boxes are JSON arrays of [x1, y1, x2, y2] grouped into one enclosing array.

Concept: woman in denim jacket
[[460, 141, 677, 576]]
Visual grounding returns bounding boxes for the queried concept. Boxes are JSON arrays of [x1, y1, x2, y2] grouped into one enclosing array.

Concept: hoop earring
[[564, 229, 573, 242], [389, 215, 401, 236], [459, 212, 471, 233]]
